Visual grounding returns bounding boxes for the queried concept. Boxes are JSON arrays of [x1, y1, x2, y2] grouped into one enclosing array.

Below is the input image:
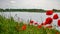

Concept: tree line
[[0, 8, 60, 12]]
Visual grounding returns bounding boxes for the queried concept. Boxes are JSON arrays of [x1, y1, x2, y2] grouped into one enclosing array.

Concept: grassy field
[[0, 15, 60, 34]]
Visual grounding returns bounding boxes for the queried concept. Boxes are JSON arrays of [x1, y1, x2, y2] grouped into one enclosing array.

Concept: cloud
[[0, 0, 60, 10]]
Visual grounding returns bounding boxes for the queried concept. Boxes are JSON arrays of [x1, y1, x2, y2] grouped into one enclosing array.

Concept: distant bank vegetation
[[0, 8, 60, 12]]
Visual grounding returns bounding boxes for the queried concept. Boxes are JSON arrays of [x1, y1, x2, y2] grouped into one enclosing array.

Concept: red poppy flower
[[34, 22, 38, 25], [58, 20, 60, 26], [45, 17, 53, 24], [46, 10, 53, 15], [53, 14, 59, 19], [37, 25, 42, 29], [22, 24, 26, 30], [30, 20, 34, 24]]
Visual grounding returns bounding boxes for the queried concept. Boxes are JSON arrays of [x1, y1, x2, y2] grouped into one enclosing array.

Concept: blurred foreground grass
[[0, 15, 60, 34]]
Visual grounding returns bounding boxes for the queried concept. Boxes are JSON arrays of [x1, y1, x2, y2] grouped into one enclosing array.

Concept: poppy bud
[[53, 14, 59, 19], [46, 10, 53, 15]]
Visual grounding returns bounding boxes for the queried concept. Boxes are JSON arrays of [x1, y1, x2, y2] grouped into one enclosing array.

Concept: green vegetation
[[0, 8, 60, 12], [0, 15, 60, 34]]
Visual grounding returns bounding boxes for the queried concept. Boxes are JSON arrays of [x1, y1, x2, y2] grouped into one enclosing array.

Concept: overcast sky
[[0, 0, 60, 10]]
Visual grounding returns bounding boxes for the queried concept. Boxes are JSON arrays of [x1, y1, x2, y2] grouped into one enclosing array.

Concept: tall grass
[[0, 15, 60, 34]]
